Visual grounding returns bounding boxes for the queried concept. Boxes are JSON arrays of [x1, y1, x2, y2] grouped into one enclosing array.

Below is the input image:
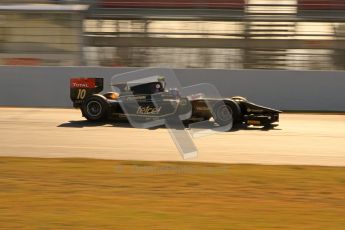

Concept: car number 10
[[77, 89, 87, 99]]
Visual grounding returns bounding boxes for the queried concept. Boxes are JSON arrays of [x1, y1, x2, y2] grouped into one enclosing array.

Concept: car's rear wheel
[[81, 95, 109, 122]]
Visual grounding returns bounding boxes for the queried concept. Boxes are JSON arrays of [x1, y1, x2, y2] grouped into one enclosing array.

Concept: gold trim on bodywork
[[247, 120, 261, 126]]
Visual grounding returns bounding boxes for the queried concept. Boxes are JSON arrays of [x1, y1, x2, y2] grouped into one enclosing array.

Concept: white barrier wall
[[0, 66, 344, 111]]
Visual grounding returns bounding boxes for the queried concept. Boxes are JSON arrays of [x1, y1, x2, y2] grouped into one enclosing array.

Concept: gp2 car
[[70, 77, 281, 129]]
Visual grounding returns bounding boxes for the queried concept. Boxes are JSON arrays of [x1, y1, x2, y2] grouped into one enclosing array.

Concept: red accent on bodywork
[[70, 78, 96, 88]]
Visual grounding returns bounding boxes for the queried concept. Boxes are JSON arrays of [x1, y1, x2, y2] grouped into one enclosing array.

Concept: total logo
[[71, 78, 96, 88], [137, 106, 162, 115], [72, 82, 90, 88]]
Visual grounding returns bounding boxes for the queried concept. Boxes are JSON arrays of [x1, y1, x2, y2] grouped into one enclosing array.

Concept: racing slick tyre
[[81, 95, 110, 122], [212, 101, 241, 129]]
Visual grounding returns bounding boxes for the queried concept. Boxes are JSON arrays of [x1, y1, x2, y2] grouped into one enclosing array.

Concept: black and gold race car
[[70, 77, 280, 129]]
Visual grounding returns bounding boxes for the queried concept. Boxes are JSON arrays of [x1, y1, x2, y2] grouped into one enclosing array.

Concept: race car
[[70, 77, 281, 129]]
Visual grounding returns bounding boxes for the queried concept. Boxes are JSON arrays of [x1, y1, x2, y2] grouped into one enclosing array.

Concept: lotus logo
[[137, 106, 162, 115]]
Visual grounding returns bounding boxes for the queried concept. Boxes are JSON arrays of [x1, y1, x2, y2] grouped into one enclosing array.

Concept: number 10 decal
[[77, 89, 86, 99]]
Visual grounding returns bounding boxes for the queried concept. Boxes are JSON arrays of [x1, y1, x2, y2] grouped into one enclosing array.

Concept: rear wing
[[70, 78, 104, 108]]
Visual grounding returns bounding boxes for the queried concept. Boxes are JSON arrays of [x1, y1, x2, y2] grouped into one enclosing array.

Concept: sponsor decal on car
[[127, 95, 146, 101], [70, 78, 96, 88], [195, 106, 209, 111], [137, 106, 162, 115], [247, 108, 263, 113]]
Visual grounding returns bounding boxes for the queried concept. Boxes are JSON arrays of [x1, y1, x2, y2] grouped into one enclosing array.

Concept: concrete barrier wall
[[0, 66, 344, 111]]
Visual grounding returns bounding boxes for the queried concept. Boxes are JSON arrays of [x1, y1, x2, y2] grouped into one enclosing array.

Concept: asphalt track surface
[[0, 108, 344, 166]]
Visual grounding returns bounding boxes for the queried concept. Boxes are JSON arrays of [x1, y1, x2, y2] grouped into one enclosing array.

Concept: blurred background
[[0, 0, 344, 70]]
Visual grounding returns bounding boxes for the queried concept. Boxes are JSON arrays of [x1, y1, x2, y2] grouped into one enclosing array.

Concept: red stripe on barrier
[[100, 0, 245, 9], [298, 0, 345, 10]]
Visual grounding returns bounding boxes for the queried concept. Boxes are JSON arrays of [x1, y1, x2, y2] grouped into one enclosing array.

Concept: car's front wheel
[[81, 95, 109, 122], [213, 103, 234, 128]]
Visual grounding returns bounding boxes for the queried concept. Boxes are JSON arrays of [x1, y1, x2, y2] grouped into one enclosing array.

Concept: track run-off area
[[0, 108, 344, 166]]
